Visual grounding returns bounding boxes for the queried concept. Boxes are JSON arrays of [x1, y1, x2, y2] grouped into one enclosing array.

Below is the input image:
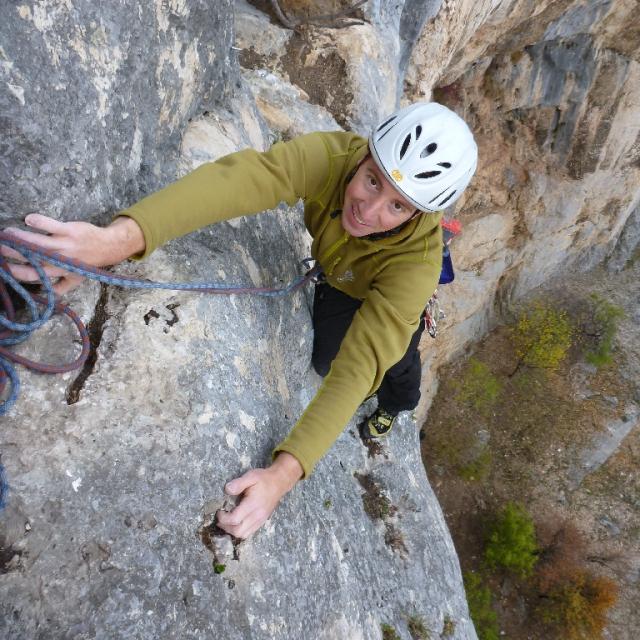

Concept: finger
[[216, 510, 263, 540], [216, 520, 244, 538], [0, 244, 29, 263], [53, 274, 85, 295], [25, 213, 67, 234], [5, 262, 69, 282], [2, 226, 63, 250], [216, 492, 260, 529], [224, 470, 259, 496], [235, 512, 268, 540]]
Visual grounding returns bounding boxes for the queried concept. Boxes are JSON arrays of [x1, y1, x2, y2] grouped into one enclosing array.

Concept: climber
[[2, 101, 478, 539]]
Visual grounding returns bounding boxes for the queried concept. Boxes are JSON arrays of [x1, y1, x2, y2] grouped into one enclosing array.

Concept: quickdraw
[[423, 218, 462, 339]]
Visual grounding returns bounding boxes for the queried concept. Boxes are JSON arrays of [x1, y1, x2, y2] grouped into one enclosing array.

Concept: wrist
[[270, 452, 303, 493], [105, 216, 146, 263]]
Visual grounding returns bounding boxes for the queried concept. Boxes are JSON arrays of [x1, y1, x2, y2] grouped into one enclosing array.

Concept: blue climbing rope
[[0, 462, 7, 510], [0, 230, 321, 417]]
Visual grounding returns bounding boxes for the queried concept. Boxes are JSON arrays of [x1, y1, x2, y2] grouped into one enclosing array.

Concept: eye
[[367, 174, 378, 188], [392, 201, 407, 213]]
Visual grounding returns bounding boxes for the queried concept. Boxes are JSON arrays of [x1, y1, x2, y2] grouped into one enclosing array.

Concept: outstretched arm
[[2, 132, 338, 293], [2, 213, 146, 294]]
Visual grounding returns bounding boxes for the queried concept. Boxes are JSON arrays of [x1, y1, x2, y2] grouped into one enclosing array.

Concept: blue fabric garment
[[439, 247, 455, 284]]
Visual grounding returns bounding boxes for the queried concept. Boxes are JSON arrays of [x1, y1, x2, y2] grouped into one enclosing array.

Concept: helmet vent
[[415, 125, 422, 140], [429, 188, 448, 204], [438, 162, 451, 168], [400, 134, 412, 160], [416, 171, 441, 179], [377, 116, 397, 132], [420, 143, 437, 158], [439, 190, 457, 207]]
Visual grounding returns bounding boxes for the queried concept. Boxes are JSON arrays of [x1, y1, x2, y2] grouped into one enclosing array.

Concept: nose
[[360, 194, 385, 221]]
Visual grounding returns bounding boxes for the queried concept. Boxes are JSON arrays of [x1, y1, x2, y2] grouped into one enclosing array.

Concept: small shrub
[[407, 615, 431, 640], [381, 623, 401, 640], [484, 502, 538, 577], [536, 521, 587, 593], [464, 571, 499, 640], [539, 569, 618, 640], [442, 615, 456, 637], [512, 302, 573, 370], [584, 294, 624, 367], [455, 358, 502, 415]]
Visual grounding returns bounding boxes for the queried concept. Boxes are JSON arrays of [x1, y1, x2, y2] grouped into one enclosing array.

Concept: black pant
[[311, 282, 424, 414]]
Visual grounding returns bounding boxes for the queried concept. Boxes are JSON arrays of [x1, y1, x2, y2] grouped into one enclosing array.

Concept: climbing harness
[[423, 218, 462, 339], [0, 230, 322, 417]]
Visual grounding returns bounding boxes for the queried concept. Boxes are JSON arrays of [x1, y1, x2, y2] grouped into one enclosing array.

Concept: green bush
[[407, 615, 431, 640], [512, 303, 573, 370], [381, 623, 401, 640], [484, 502, 538, 577], [584, 294, 624, 367], [456, 358, 502, 414], [464, 571, 499, 640]]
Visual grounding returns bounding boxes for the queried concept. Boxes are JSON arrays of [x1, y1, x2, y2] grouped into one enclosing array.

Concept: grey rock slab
[[0, 0, 236, 223], [568, 404, 639, 489], [0, 214, 475, 639], [609, 200, 640, 272], [242, 69, 342, 138], [0, 4, 484, 637], [234, 0, 293, 59]]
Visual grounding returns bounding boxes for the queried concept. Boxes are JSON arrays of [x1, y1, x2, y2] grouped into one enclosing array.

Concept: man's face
[[341, 157, 418, 237]]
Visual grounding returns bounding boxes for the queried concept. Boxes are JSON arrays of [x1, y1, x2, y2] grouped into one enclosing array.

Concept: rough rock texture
[[236, 0, 445, 133], [0, 113, 476, 638], [241, 69, 341, 139], [0, 2, 476, 639], [402, 0, 640, 416], [0, 0, 235, 223], [609, 200, 640, 271], [2, 0, 639, 637]]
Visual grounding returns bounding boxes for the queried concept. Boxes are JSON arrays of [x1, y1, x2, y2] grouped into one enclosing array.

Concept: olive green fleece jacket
[[119, 132, 443, 477]]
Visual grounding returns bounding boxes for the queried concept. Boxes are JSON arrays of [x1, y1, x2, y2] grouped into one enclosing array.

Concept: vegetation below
[[421, 291, 636, 640]]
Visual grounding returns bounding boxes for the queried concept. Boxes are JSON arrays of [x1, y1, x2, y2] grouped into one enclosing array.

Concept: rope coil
[[0, 230, 321, 416]]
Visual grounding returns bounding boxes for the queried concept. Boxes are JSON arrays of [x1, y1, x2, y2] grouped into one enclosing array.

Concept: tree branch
[[269, 0, 296, 29], [269, 0, 367, 30]]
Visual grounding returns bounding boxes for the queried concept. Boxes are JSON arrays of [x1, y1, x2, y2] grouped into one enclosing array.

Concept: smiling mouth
[[352, 206, 369, 226]]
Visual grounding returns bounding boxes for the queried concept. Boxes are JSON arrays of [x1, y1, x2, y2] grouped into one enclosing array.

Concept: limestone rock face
[[0, 111, 476, 638], [0, 3, 476, 639], [0, 0, 235, 223], [1, 0, 638, 637], [235, 0, 445, 132], [403, 0, 640, 417]]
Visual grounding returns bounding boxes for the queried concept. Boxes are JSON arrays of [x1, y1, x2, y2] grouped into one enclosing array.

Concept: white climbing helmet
[[369, 102, 478, 212]]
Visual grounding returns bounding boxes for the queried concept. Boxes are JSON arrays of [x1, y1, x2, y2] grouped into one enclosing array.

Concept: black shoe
[[359, 407, 397, 440]]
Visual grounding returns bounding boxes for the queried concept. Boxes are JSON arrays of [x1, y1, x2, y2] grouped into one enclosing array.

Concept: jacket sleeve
[[273, 223, 443, 477], [117, 133, 336, 258]]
